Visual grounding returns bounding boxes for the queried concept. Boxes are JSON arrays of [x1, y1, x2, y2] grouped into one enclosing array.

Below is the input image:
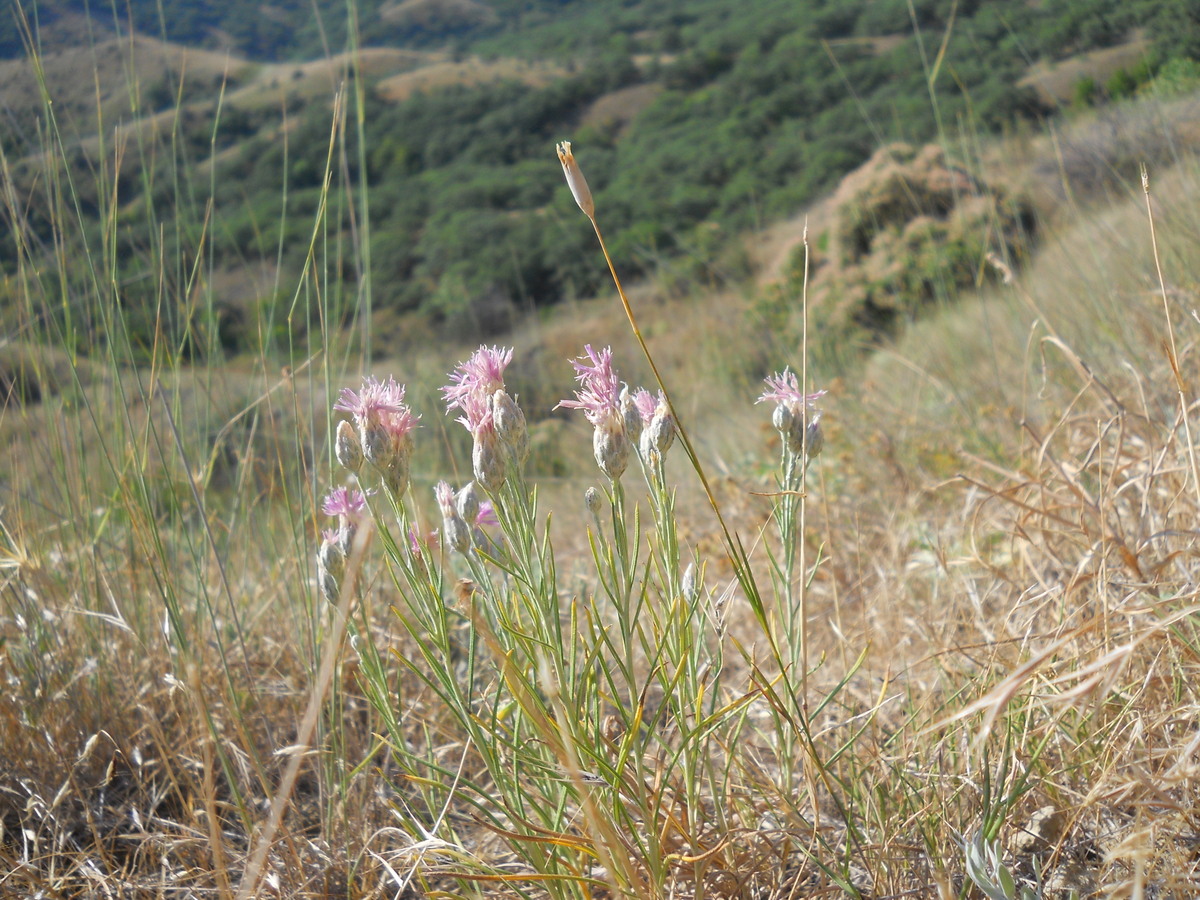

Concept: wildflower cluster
[[758, 367, 825, 461], [316, 486, 367, 602], [443, 345, 529, 492], [334, 375, 420, 495], [310, 334, 830, 896], [557, 344, 676, 480]]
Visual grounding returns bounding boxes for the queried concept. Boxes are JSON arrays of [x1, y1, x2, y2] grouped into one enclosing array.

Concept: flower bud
[[556, 140, 594, 219], [382, 452, 411, 496], [359, 420, 392, 468], [336, 521, 357, 557], [473, 428, 506, 492], [786, 411, 823, 460], [620, 387, 643, 446], [318, 536, 345, 580], [492, 389, 529, 464], [585, 486, 603, 517], [593, 421, 629, 481], [318, 564, 340, 604], [681, 561, 699, 605], [643, 405, 675, 457], [443, 514, 471, 554], [336, 420, 363, 472], [456, 481, 481, 524], [772, 402, 794, 437], [804, 413, 824, 460]]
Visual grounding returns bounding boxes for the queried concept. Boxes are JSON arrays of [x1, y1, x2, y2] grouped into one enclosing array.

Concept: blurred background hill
[[3, 0, 1198, 362]]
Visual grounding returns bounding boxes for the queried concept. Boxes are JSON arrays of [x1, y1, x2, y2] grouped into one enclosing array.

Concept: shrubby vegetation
[[1, 0, 1196, 356]]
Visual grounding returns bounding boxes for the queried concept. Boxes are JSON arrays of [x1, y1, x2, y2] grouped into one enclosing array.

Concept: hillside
[[1, 0, 1195, 361]]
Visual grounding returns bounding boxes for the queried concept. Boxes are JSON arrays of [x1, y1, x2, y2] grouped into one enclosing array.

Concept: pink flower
[[557, 345, 622, 428], [443, 345, 513, 427], [453, 391, 494, 436], [322, 486, 369, 555], [336, 376, 413, 426], [631, 388, 659, 425], [321, 486, 367, 519], [334, 375, 420, 462], [434, 480, 456, 517], [474, 500, 498, 528], [407, 526, 425, 557], [757, 369, 825, 412]]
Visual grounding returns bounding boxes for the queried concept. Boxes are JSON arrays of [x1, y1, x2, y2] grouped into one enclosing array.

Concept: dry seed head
[[336, 420, 363, 472], [556, 141, 594, 219]]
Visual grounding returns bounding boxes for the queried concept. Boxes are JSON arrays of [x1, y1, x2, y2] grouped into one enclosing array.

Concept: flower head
[[322, 486, 369, 556], [474, 500, 498, 528], [336, 375, 412, 424], [444, 346, 513, 420], [434, 480, 456, 518], [321, 486, 367, 519], [759, 368, 826, 461], [757, 369, 825, 412], [557, 345, 622, 428], [335, 375, 420, 468], [632, 388, 659, 424]]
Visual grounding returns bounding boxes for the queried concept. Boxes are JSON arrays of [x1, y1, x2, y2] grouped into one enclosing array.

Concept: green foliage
[[1073, 76, 1100, 108], [1152, 56, 1200, 95], [0, 0, 1179, 355]]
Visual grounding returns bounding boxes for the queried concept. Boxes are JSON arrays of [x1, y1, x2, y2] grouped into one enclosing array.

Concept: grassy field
[[4, 13, 1200, 900]]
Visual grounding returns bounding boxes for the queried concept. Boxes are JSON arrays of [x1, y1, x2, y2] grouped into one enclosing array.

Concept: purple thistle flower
[[759, 368, 826, 460], [444, 345, 513, 420], [434, 480, 456, 517], [336, 375, 410, 423], [321, 486, 367, 519], [475, 500, 498, 528], [557, 344, 622, 428], [335, 375, 420, 468], [454, 391, 494, 436], [632, 388, 660, 425], [407, 526, 425, 556], [757, 368, 825, 411]]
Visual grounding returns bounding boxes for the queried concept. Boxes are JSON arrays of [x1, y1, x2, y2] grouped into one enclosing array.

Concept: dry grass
[[374, 54, 569, 103], [1018, 31, 1152, 107]]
